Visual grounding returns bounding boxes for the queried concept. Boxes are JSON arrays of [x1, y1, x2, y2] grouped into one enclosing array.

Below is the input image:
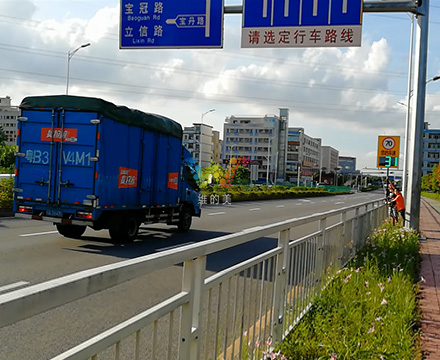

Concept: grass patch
[[273, 219, 421, 360], [421, 191, 440, 202]]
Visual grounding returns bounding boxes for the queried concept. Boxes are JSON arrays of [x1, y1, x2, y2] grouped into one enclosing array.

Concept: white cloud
[[85, 6, 119, 43], [1, 0, 438, 170]]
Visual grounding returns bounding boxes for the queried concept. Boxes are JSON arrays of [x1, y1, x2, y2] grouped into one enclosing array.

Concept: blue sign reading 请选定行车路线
[[120, 0, 224, 49], [242, 0, 363, 48]]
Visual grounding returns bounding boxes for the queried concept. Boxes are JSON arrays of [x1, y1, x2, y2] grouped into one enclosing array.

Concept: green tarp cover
[[20, 95, 183, 139]]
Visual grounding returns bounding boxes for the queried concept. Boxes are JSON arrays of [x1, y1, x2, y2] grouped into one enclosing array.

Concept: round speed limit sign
[[382, 137, 396, 150]]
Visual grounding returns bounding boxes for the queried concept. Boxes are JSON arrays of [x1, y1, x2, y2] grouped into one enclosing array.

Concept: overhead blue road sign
[[242, 0, 363, 48], [120, 0, 224, 49]]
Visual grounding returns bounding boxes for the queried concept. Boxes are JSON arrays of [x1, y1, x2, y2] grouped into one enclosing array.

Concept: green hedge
[[201, 185, 339, 202]]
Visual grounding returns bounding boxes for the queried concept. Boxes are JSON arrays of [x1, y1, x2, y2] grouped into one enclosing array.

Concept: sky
[[0, 0, 439, 170]]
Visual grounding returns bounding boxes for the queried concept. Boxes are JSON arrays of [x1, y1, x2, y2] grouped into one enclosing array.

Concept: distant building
[[321, 146, 340, 185], [212, 130, 222, 165], [182, 123, 214, 168], [0, 96, 19, 146], [423, 122, 440, 175], [223, 109, 289, 182], [338, 156, 357, 174], [286, 128, 321, 185], [321, 146, 339, 172]]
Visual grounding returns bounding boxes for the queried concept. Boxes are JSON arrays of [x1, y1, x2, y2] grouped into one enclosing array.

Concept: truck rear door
[[17, 108, 98, 208]]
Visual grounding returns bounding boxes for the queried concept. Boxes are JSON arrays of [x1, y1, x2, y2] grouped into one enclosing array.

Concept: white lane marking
[[276, 205, 285, 208], [249, 208, 260, 211], [0, 281, 30, 293], [334, 202, 344, 205], [321, 200, 327, 202], [300, 199, 311, 202], [20, 231, 59, 237], [296, 203, 302, 206], [208, 212, 226, 216], [157, 242, 195, 252]]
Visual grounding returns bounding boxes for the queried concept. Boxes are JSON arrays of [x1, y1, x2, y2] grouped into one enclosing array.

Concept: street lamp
[[426, 75, 440, 84], [66, 43, 91, 95], [199, 109, 215, 169]]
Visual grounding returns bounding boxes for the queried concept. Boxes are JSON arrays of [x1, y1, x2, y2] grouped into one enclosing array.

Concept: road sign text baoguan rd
[[377, 136, 400, 168], [242, 0, 363, 48], [120, 0, 224, 49]]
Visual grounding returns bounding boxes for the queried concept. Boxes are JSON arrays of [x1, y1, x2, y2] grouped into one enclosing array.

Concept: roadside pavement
[[419, 196, 440, 358]]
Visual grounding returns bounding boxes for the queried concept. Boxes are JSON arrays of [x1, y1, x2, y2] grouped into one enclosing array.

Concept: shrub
[[0, 177, 14, 209]]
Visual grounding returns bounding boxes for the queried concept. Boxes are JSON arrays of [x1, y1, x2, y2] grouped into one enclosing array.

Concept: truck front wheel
[[177, 207, 192, 232], [109, 216, 139, 243], [56, 224, 87, 239]]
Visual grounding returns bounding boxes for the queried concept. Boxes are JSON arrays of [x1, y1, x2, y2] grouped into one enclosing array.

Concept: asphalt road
[[0, 190, 384, 359]]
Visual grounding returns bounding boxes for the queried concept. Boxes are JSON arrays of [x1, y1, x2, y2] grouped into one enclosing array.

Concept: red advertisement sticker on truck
[[41, 128, 78, 143], [167, 172, 178, 190], [118, 167, 138, 188]]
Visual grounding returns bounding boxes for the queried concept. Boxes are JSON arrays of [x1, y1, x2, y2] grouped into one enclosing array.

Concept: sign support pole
[[406, 0, 429, 231], [386, 167, 390, 199]]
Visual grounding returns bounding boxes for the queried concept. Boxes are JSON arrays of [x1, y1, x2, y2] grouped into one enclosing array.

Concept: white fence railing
[[0, 199, 386, 360]]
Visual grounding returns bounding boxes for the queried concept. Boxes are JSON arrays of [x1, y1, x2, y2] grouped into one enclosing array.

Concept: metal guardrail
[[0, 199, 386, 360]]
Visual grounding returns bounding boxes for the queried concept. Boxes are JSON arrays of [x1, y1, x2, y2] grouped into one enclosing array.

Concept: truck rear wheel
[[177, 207, 192, 232], [109, 216, 139, 243], [56, 224, 87, 239]]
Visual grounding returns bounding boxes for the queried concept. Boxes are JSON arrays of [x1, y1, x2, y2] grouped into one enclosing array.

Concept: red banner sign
[[41, 128, 78, 143], [118, 167, 138, 188], [167, 172, 178, 190]]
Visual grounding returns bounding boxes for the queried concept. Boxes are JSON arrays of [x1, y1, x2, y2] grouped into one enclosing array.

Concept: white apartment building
[[223, 109, 289, 182], [0, 96, 19, 146], [182, 123, 214, 168], [286, 128, 322, 185], [321, 145, 340, 175]]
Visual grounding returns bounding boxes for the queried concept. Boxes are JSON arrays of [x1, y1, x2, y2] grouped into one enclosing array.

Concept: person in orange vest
[[388, 180, 405, 226]]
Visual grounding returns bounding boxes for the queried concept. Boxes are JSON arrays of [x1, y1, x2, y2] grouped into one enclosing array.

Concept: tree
[[233, 166, 250, 185], [201, 162, 226, 187], [0, 144, 16, 169], [431, 163, 440, 193], [0, 128, 7, 145], [421, 173, 432, 191], [421, 163, 440, 193]]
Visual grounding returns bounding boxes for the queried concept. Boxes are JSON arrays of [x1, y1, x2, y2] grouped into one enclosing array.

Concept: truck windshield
[[185, 166, 200, 192]]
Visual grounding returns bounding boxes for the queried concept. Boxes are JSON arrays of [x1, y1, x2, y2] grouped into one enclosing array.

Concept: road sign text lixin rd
[[242, 0, 363, 48], [377, 136, 400, 168]]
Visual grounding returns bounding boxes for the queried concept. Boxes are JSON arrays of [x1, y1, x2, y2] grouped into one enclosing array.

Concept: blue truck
[[13, 95, 201, 242]]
